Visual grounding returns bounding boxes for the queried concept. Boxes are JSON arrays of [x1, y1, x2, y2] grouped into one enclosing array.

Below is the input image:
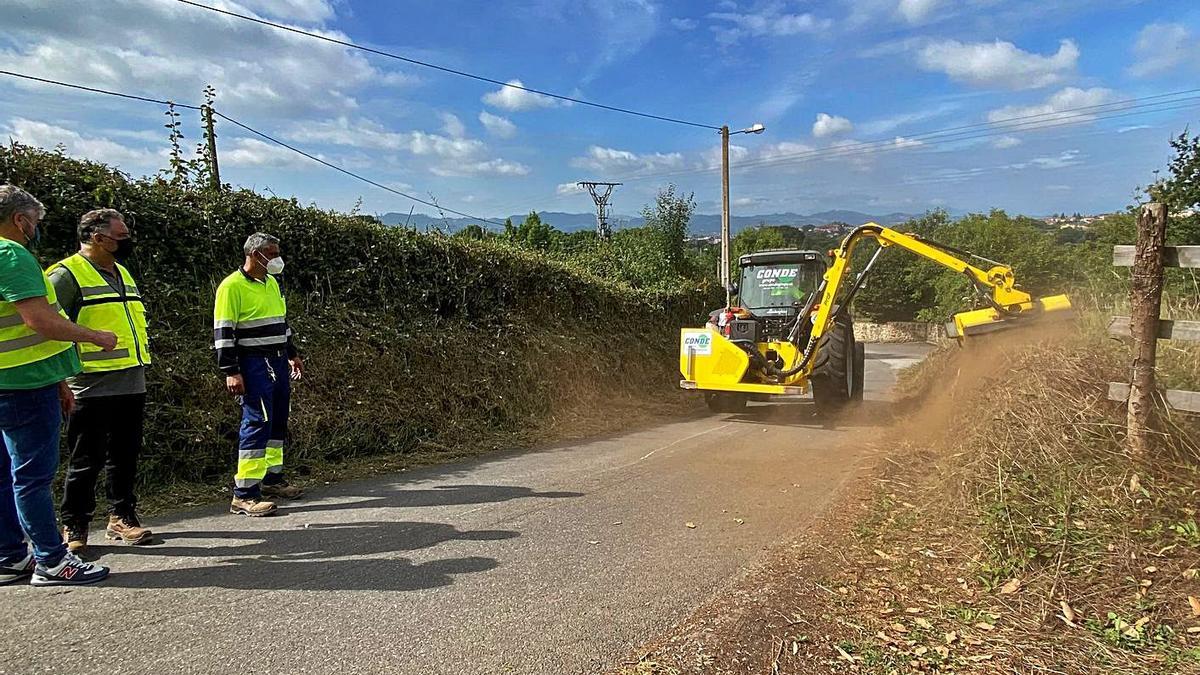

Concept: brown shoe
[[106, 515, 152, 545], [230, 497, 277, 517], [261, 482, 304, 500], [62, 525, 88, 553]]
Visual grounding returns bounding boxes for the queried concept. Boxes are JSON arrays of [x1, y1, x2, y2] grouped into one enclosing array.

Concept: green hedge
[[0, 143, 715, 491]]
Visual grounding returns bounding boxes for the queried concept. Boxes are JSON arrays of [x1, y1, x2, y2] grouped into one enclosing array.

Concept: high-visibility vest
[[48, 254, 151, 372], [0, 269, 75, 371], [213, 270, 290, 355]]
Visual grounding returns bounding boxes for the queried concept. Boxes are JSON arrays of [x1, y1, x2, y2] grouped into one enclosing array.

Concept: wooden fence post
[[1126, 203, 1167, 456]]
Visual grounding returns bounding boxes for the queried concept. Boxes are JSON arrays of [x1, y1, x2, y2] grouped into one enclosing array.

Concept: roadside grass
[[813, 312, 1200, 673]]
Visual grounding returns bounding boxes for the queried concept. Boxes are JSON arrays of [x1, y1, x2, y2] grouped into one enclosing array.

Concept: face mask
[[258, 253, 285, 275], [111, 237, 136, 262], [19, 215, 40, 249]]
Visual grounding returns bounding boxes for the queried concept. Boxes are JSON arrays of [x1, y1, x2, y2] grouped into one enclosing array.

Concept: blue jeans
[[0, 384, 68, 566]]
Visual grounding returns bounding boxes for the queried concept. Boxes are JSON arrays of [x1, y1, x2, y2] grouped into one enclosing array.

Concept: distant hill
[[378, 209, 923, 234]]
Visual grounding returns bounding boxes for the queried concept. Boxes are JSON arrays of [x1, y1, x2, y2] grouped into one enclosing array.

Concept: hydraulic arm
[[810, 223, 1072, 346]]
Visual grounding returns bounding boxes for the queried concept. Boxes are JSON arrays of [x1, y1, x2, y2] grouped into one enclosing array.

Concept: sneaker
[[261, 481, 304, 500], [106, 515, 152, 545], [230, 497, 277, 517], [62, 524, 88, 553], [30, 552, 109, 587], [0, 552, 35, 586]]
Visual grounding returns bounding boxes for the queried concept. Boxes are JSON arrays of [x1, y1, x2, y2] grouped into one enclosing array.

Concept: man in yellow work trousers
[[49, 209, 153, 552], [213, 233, 304, 517]]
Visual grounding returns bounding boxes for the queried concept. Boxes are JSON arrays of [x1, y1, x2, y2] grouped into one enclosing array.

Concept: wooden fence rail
[[1106, 204, 1200, 455]]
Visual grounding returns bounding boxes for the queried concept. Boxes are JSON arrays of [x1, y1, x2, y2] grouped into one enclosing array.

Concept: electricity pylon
[[577, 181, 621, 239]]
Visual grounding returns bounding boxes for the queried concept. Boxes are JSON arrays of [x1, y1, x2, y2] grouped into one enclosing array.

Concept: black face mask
[[111, 238, 136, 261]]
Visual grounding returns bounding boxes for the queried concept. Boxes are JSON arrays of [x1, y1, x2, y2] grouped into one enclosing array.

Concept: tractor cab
[[732, 250, 826, 340]]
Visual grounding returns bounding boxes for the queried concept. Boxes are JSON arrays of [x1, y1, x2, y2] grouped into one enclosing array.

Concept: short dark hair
[[78, 208, 124, 243]]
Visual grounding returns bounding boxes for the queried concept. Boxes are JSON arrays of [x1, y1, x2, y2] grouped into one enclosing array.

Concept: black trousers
[[59, 393, 145, 527]]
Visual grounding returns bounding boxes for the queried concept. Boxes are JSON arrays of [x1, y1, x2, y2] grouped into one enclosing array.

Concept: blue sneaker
[[0, 552, 35, 585], [30, 552, 109, 587]]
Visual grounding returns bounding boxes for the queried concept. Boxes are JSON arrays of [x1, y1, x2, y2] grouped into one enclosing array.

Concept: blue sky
[[1, 0, 1198, 221]]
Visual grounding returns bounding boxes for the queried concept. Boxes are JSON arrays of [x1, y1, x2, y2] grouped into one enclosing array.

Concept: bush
[[0, 143, 714, 494]]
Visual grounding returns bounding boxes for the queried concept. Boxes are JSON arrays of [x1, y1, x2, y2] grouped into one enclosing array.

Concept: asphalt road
[[1, 343, 931, 675]]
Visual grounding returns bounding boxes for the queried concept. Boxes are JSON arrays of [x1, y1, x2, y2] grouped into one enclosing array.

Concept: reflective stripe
[[78, 285, 117, 298], [234, 477, 264, 488], [214, 339, 235, 349], [267, 439, 284, 447], [214, 319, 236, 329], [0, 332, 49, 353], [0, 314, 25, 329], [239, 447, 266, 460], [80, 348, 130, 362], [238, 335, 288, 347], [237, 317, 286, 330], [266, 465, 283, 474]]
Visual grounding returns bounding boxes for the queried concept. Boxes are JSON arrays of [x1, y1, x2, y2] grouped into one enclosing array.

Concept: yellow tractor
[[679, 222, 1072, 413]]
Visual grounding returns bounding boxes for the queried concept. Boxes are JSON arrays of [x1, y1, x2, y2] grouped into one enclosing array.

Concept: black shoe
[[30, 552, 109, 587], [0, 552, 35, 585]]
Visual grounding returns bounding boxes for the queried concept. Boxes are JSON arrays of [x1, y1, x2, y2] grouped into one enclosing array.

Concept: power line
[[173, 0, 722, 131], [0, 69, 504, 226], [213, 111, 506, 226], [0, 69, 201, 109], [615, 91, 1200, 183]]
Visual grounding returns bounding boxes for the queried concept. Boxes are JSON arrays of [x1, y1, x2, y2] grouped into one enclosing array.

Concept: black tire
[[810, 312, 856, 414], [705, 392, 748, 413], [852, 342, 865, 402]]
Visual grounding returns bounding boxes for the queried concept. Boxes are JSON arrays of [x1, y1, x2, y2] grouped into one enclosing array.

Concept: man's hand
[[89, 330, 118, 352], [289, 357, 304, 381], [226, 374, 245, 396], [57, 381, 75, 418]]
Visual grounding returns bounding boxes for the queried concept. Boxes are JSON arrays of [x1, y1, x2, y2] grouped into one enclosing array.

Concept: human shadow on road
[[283, 483, 583, 516], [120, 520, 518, 561], [104, 555, 498, 592]]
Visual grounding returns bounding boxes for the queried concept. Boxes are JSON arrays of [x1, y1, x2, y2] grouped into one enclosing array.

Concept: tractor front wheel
[[810, 312, 858, 414]]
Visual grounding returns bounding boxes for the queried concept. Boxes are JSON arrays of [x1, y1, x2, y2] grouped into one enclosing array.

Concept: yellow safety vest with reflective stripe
[[47, 254, 150, 372], [0, 273, 74, 370], [213, 270, 291, 372]]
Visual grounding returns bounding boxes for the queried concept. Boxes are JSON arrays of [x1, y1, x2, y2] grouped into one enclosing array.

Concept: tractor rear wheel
[[810, 312, 857, 414]]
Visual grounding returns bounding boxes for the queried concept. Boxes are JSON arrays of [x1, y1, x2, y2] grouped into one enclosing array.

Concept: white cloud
[[897, 0, 941, 23], [708, 7, 832, 46], [288, 117, 484, 158], [671, 17, 698, 30], [223, 137, 310, 167], [1007, 149, 1083, 170], [1129, 23, 1194, 77], [857, 102, 959, 136], [1117, 125, 1152, 134], [992, 135, 1023, 149], [440, 113, 466, 139], [917, 38, 1079, 89], [556, 182, 585, 196], [481, 79, 564, 112], [478, 111, 517, 139], [6, 118, 162, 169], [235, 0, 336, 23], [570, 145, 685, 174], [812, 113, 853, 138], [430, 159, 531, 177], [892, 136, 923, 149], [0, 1, 415, 117], [756, 141, 814, 161], [987, 87, 1114, 125]]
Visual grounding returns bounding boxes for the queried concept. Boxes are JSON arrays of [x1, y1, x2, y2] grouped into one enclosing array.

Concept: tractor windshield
[[739, 263, 821, 311]]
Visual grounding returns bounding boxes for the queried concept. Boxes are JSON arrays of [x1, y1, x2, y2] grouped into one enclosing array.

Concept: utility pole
[[577, 181, 621, 239], [720, 125, 731, 306], [719, 123, 766, 306], [202, 104, 221, 192]]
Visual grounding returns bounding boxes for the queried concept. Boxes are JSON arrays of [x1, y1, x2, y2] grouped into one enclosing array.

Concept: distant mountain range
[[378, 209, 923, 234]]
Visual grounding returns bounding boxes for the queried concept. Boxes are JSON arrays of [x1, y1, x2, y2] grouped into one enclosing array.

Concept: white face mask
[[257, 250, 285, 275]]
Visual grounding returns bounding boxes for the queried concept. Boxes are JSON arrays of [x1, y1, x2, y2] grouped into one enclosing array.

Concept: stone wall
[[854, 321, 944, 344]]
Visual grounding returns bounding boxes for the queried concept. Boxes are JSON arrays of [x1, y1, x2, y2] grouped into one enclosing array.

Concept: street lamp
[[720, 122, 766, 306]]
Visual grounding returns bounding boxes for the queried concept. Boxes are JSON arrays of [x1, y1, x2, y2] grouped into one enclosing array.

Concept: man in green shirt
[[0, 185, 118, 587]]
